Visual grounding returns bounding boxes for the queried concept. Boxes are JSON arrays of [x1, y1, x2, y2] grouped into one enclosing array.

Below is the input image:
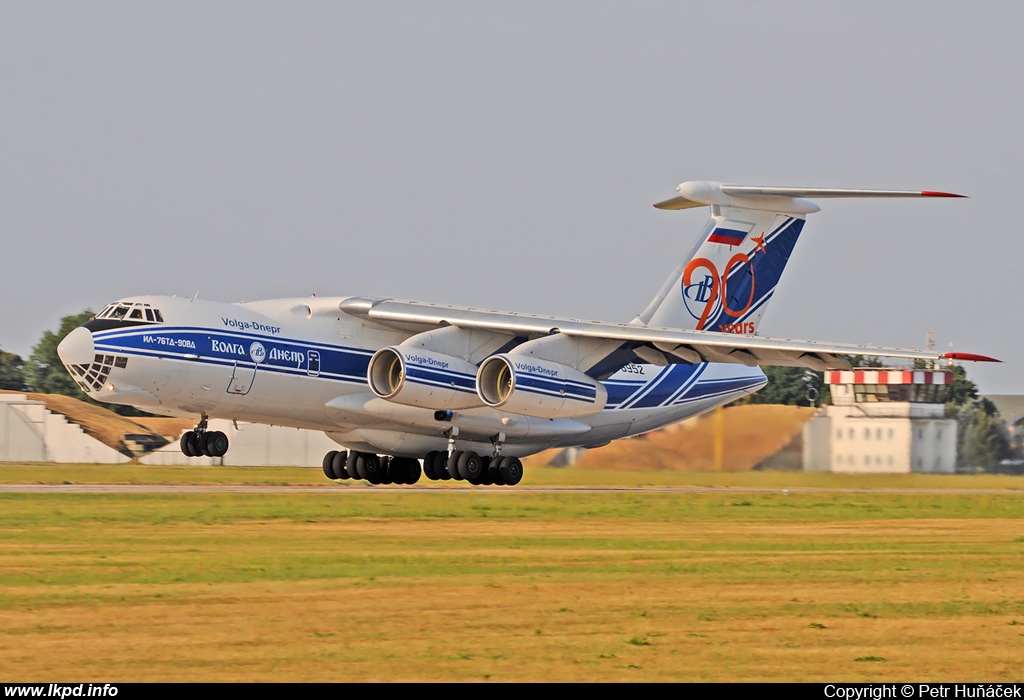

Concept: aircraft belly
[[324, 393, 591, 442], [338, 429, 549, 459]]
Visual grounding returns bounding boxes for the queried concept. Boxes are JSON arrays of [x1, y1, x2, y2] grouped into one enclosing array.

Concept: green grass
[[1, 490, 1022, 590], [0, 467, 1022, 681]]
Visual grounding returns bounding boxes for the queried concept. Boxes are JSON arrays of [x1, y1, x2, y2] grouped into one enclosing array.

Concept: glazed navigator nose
[[57, 326, 95, 367]]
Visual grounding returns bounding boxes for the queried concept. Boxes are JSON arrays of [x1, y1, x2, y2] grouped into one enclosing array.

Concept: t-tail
[[634, 181, 965, 334]]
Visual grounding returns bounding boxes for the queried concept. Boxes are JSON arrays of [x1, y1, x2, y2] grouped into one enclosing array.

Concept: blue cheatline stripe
[[405, 377, 478, 395], [673, 377, 766, 405], [662, 363, 709, 406], [404, 367, 478, 394], [516, 374, 598, 402], [668, 381, 764, 408], [604, 378, 648, 408], [92, 328, 374, 384], [92, 345, 368, 384], [93, 325, 376, 356], [622, 364, 703, 410], [670, 376, 765, 406], [631, 363, 707, 409], [404, 365, 477, 389], [618, 365, 674, 409], [606, 364, 761, 413]]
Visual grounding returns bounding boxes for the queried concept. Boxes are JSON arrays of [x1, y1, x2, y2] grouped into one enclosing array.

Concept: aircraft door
[[226, 361, 257, 396]]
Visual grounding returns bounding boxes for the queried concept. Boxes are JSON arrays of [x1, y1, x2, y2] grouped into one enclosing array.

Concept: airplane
[[54, 181, 997, 486]]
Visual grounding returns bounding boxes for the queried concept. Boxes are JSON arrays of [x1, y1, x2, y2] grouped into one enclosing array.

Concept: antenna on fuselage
[[190, 290, 200, 303]]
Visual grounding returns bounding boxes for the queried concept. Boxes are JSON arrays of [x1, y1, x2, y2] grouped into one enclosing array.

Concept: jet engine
[[476, 355, 607, 419], [367, 347, 484, 410]]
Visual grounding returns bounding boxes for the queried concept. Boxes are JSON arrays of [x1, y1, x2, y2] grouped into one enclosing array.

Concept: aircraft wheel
[[404, 458, 422, 485], [346, 451, 360, 480], [323, 451, 339, 480], [479, 457, 495, 486], [490, 456, 506, 484], [435, 452, 452, 480], [353, 453, 368, 480], [386, 457, 403, 484], [389, 457, 421, 485], [197, 432, 213, 457], [422, 451, 441, 480], [332, 450, 350, 479], [361, 453, 384, 483], [181, 432, 198, 457], [458, 451, 483, 483], [498, 456, 523, 486], [378, 457, 394, 485], [447, 451, 465, 480], [206, 431, 229, 458]]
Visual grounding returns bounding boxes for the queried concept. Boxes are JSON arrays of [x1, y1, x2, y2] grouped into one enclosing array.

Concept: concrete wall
[[0, 394, 130, 463], [802, 414, 832, 473]]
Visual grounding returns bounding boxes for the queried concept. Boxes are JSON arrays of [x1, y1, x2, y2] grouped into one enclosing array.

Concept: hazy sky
[[2, 2, 1021, 393]]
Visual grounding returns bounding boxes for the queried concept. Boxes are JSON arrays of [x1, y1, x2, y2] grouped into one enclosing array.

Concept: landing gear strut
[[179, 414, 229, 458]]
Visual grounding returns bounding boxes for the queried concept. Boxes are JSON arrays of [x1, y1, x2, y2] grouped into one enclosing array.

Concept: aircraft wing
[[340, 298, 997, 373]]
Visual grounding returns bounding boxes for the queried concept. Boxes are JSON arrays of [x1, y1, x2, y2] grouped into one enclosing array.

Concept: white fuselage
[[59, 295, 767, 458]]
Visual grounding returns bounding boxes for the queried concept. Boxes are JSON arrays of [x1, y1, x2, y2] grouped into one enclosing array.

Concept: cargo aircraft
[[56, 181, 995, 486]]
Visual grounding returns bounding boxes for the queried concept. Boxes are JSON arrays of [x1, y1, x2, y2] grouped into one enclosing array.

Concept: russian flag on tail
[[708, 227, 747, 245]]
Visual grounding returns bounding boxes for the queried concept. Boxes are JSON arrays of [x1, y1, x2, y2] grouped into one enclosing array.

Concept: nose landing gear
[[179, 414, 230, 458]]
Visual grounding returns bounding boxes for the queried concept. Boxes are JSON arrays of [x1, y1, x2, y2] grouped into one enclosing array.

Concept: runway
[[1, 483, 1021, 495]]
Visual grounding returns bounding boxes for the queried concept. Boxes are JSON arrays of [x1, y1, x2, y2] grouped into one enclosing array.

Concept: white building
[[803, 370, 956, 474]]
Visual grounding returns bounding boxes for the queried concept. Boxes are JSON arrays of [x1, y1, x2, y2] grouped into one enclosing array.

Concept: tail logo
[[682, 259, 722, 329], [682, 255, 757, 330]]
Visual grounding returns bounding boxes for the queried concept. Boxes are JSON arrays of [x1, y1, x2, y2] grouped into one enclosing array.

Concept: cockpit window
[[94, 302, 164, 324]]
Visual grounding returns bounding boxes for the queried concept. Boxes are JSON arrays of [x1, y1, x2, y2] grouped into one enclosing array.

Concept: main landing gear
[[321, 449, 524, 487], [179, 415, 229, 458], [422, 450, 523, 486], [322, 450, 423, 485]]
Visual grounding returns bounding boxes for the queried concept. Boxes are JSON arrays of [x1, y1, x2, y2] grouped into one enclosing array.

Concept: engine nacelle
[[476, 355, 607, 419], [367, 347, 484, 410]]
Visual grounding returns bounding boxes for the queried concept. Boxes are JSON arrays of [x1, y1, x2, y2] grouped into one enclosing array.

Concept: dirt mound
[[572, 404, 817, 472], [0, 390, 171, 456]]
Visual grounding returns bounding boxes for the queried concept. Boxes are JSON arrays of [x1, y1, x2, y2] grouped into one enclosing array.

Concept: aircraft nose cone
[[57, 326, 95, 366]]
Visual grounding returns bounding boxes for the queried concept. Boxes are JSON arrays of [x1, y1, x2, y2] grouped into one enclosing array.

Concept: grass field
[[0, 465, 1022, 681]]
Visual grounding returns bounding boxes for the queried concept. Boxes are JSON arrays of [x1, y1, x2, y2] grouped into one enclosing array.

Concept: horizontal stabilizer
[[654, 181, 967, 214]]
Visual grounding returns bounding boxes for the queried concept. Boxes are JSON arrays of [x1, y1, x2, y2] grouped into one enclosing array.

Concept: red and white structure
[[803, 370, 956, 474]]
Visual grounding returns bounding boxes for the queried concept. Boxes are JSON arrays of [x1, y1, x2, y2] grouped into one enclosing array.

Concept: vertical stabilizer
[[638, 206, 804, 334], [636, 181, 965, 334]]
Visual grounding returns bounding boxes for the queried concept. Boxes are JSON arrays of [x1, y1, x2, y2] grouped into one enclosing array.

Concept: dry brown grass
[[1, 492, 1022, 682], [130, 417, 194, 440], [6, 576, 1020, 682], [573, 404, 816, 472]]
